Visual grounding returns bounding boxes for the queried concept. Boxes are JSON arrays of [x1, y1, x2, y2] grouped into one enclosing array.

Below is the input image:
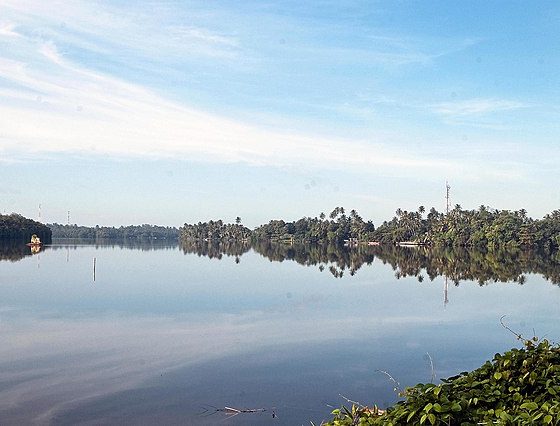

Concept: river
[[0, 240, 559, 424]]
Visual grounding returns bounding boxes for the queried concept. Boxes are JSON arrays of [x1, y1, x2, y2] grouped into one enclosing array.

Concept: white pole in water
[[38, 204, 42, 222], [443, 276, 449, 306]]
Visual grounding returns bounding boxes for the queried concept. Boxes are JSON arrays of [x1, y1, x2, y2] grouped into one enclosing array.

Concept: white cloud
[[0, 30, 460, 178], [0, 1, 530, 185]]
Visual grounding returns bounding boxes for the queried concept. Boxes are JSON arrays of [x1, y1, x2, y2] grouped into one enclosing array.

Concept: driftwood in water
[[200, 405, 276, 419]]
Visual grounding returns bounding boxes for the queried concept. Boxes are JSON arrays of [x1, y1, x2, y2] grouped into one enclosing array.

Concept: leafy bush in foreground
[[325, 339, 560, 425]]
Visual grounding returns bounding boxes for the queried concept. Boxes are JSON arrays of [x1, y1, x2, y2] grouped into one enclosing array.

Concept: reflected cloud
[[0, 309, 441, 423], [2, 242, 560, 423]]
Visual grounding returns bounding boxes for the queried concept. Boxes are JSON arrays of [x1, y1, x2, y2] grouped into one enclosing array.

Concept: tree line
[[180, 208, 375, 245], [48, 223, 179, 240], [372, 205, 560, 250], [7, 202, 560, 251], [181, 205, 560, 250], [252, 207, 375, 244], [179, 218, 251, 242], [0, 213, 52, 243]]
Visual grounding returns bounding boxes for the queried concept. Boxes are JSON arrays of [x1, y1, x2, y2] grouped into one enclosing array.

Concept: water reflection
[[49, 238, 179, 251], [180, 239, 251, 260], [180, 240, 560, 285], [1, 240, 560, 424], [6, 238, 560, 286], [371, 245, 560, 285], [0, 240, 45, 261]]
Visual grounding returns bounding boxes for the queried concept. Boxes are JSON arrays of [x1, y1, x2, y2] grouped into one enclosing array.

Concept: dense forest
[[179, 218, 251, 242], [252, 207, 375, 244], [180, 205, 560, 250], [0, 213, 52, 243], [180, 208, 375, 245], [6, 203, 560, 252], [372, 205, 560, 250], [48, 223, 179, 240]]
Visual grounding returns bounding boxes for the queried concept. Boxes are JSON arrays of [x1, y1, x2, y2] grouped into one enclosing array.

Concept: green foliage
[[252, 207, 375, 244], [372, 205, 560, 250], [325, 340, 560, 425], [0, 213, 52, 243], [180, 220, 251, 241], [49, 223, 179, 240]]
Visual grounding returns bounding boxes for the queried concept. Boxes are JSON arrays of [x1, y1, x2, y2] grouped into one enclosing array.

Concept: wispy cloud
[[432, 98, 528, 117], [1, 0, 241, 60], [0, 1, 533, 186], [0, 306, 445, 422], [0, 22, 19, 37], [0, 26, 460, 177]]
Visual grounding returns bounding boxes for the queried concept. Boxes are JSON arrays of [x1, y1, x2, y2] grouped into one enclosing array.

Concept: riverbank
[[325, 338, 560, 425]]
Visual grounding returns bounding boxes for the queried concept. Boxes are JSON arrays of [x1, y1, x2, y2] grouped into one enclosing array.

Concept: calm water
[[1, 241, 559, 425]]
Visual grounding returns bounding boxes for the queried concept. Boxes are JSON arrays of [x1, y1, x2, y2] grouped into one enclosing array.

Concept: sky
[[0, 0, 559, 227]]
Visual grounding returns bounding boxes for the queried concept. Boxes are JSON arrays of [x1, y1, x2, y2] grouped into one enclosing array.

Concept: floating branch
[[199, 405, 276, 419]]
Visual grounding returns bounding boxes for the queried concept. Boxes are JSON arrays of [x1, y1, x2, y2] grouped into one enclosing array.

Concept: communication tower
[[445, 181, 450, 214]]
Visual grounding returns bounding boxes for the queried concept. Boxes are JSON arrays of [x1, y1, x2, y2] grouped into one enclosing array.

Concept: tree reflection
[[0, 241, 37, 261], [180, 239, 251, 260], [252, 240, 375, 278], [180, 240, 560, 285], [373, 245, 560, 286]]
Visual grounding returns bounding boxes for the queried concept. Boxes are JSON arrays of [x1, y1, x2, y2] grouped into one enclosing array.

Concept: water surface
[[1, 241, 559, 424]]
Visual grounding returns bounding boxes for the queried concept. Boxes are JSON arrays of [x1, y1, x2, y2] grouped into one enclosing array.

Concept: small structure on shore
[[28, 234, 42, 245]]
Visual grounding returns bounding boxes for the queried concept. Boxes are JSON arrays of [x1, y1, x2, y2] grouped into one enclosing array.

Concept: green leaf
[[520, 402, 538, 411], [451, 402, 462, 412], [428, 413, 436, 425], [544, 415, 553, 424], [533, 412, 544, 421], [406, 410, 417, 422], [500, 410, 511, 421], [493, 372, 502, 380]]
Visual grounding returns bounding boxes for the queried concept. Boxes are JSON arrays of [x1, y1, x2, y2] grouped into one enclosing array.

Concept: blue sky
[[0, 1, 559, 227]]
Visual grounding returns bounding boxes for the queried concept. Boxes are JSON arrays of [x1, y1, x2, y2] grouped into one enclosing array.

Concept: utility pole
[[68, 210, 70, 225], [38, 204, 42, 222], [445, 181, 450, 214]]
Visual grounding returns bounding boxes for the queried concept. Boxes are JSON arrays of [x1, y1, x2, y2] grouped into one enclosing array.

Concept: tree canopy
[[372, 205, 560, 250], [48, 223, 179, 240], [0, 213, 52, 243]]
